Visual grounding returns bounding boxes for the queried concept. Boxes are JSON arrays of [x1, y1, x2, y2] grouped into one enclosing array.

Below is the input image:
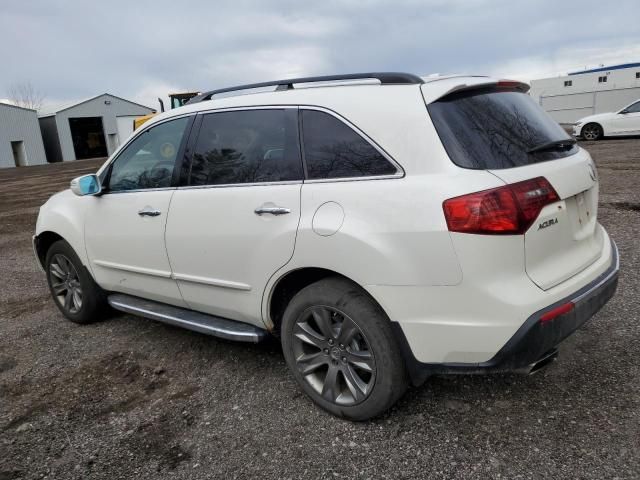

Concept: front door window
[[107, 116, 190, 192]]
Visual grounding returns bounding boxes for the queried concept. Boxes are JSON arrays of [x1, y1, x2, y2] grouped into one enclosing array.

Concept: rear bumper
[[391, 240, 619, 385]]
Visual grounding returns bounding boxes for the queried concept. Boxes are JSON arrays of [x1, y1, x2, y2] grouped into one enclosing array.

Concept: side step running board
[[107, 293, 268, 343]]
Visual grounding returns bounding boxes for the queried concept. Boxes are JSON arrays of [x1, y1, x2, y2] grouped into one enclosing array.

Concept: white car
[[34, 73, 619, 420], [573, 99, 640, 140]]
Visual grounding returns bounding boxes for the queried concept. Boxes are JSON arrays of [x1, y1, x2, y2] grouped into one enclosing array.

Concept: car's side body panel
[[294, 177, 461, 285], [606, 111, 640, 135], [83, 189, 187, 307], [165, 183, 302, 327], [261, 168, 508, 329]]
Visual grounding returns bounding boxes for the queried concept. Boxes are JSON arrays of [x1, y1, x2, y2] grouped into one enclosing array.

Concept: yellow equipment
[[133, 92, 199, 130]]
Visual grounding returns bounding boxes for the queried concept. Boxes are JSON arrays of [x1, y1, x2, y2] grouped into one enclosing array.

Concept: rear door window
[[427, 88, 578, 169], [301, 110, 398, 179], [189, 109, 302, 186]]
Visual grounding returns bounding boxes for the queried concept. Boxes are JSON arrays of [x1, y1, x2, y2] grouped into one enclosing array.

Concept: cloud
[[489, 42, 640, 81], [1, 0, 639, 109]]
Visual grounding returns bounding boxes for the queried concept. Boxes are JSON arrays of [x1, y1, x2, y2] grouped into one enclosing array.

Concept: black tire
[[45, 239, 108, 324], [581, 123, 603, 141], [281, 277, 408, 421]]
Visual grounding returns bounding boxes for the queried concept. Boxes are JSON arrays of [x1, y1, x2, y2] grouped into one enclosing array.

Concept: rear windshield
[[427, 88, 578, 169]]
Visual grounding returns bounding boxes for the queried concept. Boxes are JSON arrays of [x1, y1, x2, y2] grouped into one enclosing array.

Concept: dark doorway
[[11, 141, 27, 166], [69, 117, 108, 159]]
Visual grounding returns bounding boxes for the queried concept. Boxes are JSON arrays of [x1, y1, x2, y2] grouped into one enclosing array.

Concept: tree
[[7, 82, 45, 111]]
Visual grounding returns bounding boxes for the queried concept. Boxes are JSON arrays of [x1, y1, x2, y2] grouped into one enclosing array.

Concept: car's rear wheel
[[45, 240, 108, 324], [582, 123, 603, 141], [281, 277, 408, 420]]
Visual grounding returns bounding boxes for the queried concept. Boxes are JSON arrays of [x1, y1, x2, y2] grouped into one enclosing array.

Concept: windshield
[[171, 97, 186, 109], [170, 95, 196, 109], [427, 88, 578, 169]]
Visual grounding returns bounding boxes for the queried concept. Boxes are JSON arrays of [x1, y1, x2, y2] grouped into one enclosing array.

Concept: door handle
[[138, 207, 161, 217], [254, 206, 291, 216]]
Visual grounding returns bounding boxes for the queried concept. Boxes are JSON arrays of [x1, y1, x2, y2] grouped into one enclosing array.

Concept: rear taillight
[[443, 177, 559, 235]]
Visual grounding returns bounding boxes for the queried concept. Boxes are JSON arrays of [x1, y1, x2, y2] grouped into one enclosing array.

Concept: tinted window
[[625, 101, 640, 113], [108, 117, 189, 192], [189, 109, 302, 186], [427, 89, 578, 170], [301, 110, 397, 179]]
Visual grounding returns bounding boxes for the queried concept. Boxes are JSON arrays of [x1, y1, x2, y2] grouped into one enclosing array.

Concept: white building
[[38, 93, 154, 163], [0, 103, 47, 168], [529, 62, 640, 124]]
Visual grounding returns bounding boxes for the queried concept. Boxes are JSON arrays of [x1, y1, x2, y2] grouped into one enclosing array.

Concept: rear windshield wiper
[[527, 138, 577, 154]]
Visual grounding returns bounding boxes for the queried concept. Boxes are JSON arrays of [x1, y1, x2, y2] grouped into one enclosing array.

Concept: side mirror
[[70, 174, 101, 196], [620, 109, 629, 114]]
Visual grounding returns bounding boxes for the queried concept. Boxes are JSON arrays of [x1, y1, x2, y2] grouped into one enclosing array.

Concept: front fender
[[35, 190, 89, 267]]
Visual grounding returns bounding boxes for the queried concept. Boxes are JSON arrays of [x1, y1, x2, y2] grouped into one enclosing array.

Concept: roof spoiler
[[423, 78, 530, 103]]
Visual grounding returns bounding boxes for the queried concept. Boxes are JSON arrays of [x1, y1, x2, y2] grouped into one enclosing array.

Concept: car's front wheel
[[281, 277, 408, 420], [581, 123, 603, 141], [45, 239, 108, 324]]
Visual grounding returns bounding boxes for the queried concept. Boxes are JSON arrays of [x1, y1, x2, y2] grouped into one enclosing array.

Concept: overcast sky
[[2, 0, 639, 110]]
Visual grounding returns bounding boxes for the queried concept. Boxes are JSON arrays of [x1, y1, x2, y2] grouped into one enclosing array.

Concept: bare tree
[[7, 82, 45, 111]]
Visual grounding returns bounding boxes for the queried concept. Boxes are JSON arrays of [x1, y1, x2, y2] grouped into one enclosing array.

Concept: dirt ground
[[1, 141, 639, 480]]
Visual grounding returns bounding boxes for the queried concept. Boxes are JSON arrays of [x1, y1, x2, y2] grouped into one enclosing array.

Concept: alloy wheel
[[49, 254, 83, 314], [582, 124, 601, 141], [291, 305, 376, 406]]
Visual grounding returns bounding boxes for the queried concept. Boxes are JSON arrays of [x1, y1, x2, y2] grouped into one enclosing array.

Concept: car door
[[84, 115, 193, 307], [165, 108, 303, 326], [609, 100, 640, 134]]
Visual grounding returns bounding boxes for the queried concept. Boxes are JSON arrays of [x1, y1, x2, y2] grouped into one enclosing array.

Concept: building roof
[[568, 62, 640, 76], [0, 101, 37, 112], [38, 93, 154, 117]]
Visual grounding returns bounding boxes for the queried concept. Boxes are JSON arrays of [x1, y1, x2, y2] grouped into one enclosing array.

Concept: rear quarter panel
[[262, 168, 506, 327], [293, 176, 463, 287]]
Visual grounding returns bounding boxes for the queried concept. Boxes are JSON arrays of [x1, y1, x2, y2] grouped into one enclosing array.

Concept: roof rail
[[186, 72, 424, 104]]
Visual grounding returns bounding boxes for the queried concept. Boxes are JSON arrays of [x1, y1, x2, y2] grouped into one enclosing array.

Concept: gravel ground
[[1, 141, 639, 480]]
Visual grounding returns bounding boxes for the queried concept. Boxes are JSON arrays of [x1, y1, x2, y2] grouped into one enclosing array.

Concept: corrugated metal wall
[[540, 87, 640, 124], [47, 94, 153, 162], [594, 87, 640, 114], [0, 104, 47, 168]]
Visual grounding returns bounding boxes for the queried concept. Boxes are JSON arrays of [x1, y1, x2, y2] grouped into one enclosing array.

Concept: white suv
[[34, 73, 619, 420]]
